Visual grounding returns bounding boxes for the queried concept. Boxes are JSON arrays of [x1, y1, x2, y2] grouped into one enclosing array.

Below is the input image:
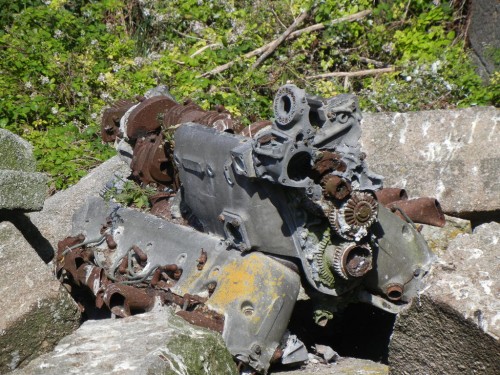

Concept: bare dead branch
[[358, 56, 387, 68], [287, 9, 372, 39], [190, 43, 223, 58], [200, 9, 372, 78], [307, 67, 395, 80], [252, 11, 309, 69]]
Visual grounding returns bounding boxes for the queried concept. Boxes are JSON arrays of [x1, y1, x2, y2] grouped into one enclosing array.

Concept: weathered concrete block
[[0, 156, 130, 372], [468, 0, 500, 79], [0, 129, 48, 211], [29, 156, 130, 247], [0, 129, 36, 172], [12, 309, 238, 375], [0, 170, 48, 211], [388, 222, 500, 374], [361, 107, 500, 217], [273, 357, 388, 375], [0, 221, 80, 373], [419, 215, 472, 256]]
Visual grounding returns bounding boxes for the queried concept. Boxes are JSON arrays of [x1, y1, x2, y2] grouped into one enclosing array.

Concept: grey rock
[[0, 156, 130, 372], [361, 107, 500, 217], [420, 214, 472, 256], [12, 309, 238, 375], [388, 222, 500, 374], [272, 357, 388, 375], [0, 221, 80, 374], [29, 156, 130, 248], [0, 170, 48, 211], [468, 0, 500, 80], [0, 129, 48, 211], [0, 129, 36, 172], [314, 344, 339, 363]]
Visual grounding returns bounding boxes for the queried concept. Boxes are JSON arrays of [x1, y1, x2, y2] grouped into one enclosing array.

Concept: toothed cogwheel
[[344, 192, 378, 229], [332, 243, 373, 279]]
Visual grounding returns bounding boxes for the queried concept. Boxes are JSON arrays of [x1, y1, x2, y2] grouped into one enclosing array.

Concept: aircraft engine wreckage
[[57, 84, 445, 373]]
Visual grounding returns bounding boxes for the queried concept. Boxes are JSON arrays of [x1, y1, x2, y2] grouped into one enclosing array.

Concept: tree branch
[[252, 11, 309, 69], [287, 9, 372, 39], [190, 43, 222, 58], [307, 67, 395, 80], [200, 9, 372, 78]]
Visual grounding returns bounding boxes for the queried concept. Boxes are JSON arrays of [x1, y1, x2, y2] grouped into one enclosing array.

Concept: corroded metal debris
[[58, 84, 445, 374]]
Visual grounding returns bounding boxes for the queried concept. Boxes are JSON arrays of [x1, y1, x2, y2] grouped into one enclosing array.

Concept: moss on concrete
[[0, 170, 48, 211], [161, 332, 238, 375], [0, 129, 36, 172], [0, 290, 80, 373]]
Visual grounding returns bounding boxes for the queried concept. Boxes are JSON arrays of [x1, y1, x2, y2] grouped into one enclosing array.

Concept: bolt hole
[[241, 301, 254, 317], [225, 221, 243, 244], [280, 95, 292, 114]]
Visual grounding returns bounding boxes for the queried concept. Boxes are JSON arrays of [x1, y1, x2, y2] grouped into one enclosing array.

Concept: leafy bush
[[0, 0, 496, 190]]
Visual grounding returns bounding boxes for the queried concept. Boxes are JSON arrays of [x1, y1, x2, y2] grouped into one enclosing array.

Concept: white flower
[[405, 76, 412, 82], [143, 8, 150, 16], [100, 92, 110, 100], [40, 76, 50, 84], [97, 73, 106, 82], [134, 57, 145, 66], [54, 29, 63, 39], [382, 42, 394, 53], [43, 0, 51, 5], [90, 39, 98, 46], [112, 63, 121, 72], [51, 107, 58, 114], [24, 81, 33, 89], [91, 113, 98, 120], [431, 60, 441, 74]]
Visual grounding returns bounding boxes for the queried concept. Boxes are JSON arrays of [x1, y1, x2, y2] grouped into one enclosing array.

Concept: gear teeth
[[332, 246, 349, 280], [313, 230, 336, 288], [332, 243, 373, 279], [344, 191, 378, 229]]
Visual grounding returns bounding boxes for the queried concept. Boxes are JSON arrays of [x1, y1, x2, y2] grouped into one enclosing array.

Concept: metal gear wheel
[[343, 191, 378, 229], [332, 243, 373, 280]]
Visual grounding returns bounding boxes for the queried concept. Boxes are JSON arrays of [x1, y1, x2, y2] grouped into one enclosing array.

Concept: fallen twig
[[190, 43, 222, 58], [287, 9, 372, 39], [200, 9, 372, 77], [252, 11, 309, 69], [306, 67, 395, 80], [358, 56, 388, 68]]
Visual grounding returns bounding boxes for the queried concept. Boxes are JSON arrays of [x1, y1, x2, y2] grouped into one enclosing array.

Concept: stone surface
[[0, 129, 48, 211], [29, 156, 130, 248], [388, 222, 500, 374], [0, 221, 80, 373], [12, 309, 238, 375], [0, 129, 36, 172], [468, 0, 500, 80], [0, 170, 48, 211], [361, 107, 500, 217], [0, 156, 130, 373], [420, 214, 472, 256], [272, 357, 388, 375]]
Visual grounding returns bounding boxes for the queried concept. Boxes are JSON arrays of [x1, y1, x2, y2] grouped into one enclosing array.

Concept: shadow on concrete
[[0, 209, 55, 263]]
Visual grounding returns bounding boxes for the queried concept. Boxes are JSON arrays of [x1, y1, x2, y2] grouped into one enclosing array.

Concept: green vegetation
[[103, 179, 156, 209], [0, 0, 497, 189]]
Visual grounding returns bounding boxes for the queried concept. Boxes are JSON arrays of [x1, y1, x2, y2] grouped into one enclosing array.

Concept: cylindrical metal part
[[375, 188, 408, 205], [388, 197, 445, 227]]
